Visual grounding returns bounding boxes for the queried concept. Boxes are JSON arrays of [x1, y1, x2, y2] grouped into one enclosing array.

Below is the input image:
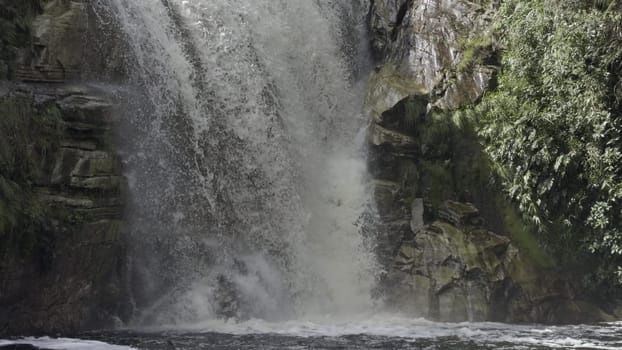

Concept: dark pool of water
[[3, 318, 622, 349]]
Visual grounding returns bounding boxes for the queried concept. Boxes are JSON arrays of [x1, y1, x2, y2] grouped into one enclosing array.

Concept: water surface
[[4, 317, 622, 349]]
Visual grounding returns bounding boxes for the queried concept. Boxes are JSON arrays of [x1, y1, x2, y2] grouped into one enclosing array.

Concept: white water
[[138, 316, 622, 350], [0, 338, 136, 350], [2, 320, 622, 349], [95, 0, 376, 324]]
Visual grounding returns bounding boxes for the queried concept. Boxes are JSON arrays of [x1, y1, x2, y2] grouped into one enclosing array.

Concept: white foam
[[133, 314, 622, 349], [0, 337, 135, 350], [97, 0, 377, 324]]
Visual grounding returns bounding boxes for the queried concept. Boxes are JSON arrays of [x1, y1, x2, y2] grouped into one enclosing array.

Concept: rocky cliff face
[[0, 0, 129, 335], [0, 0, 619, 335], [0, 0, 126, 82], [366, 0, 619, 323], [0, 83, 130, 334]]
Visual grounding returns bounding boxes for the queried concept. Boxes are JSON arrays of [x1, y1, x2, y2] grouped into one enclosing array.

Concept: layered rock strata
[[0, 82, 129, 334], [0, 0, 129, 335]]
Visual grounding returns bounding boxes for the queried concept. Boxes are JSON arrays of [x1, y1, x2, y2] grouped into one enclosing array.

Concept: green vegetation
[[0, 0, 63, 255], [385, 93, 551, 268], [456, 32, 495, 74], [0, 95, 63, 256], [415, 107, 554, 267], [495, 195, 554, 268], [474, 0, 622, 293]]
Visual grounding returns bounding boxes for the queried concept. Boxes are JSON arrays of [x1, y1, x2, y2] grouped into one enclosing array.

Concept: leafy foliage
[[476, 0, 622, 289], [456, 32, 495, 74]]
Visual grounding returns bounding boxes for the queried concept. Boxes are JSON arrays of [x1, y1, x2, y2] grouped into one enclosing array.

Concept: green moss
[[392, 100, 558, 274], [0, 93, 64, 257], [41, 104, 63, 126], [401, 95, 428, 131], [373, 65, 428, 95], [0, 96, 64, 178], [367, 65, 429, 119], [0, 174, 48, 257], [436, 221, 462, 241], [0, 96, 34, 177], [445, 201, 479, 217], [36, 104, 64, 155], [495, 195, 554, 268], [435, 221, 482, 266], [456, 33, 495, 74], [420, 160, 453, 210], [73, 176, 124, 191]]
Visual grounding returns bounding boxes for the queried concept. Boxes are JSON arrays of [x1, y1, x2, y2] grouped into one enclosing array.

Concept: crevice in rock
[[391, 0, 411, 41]]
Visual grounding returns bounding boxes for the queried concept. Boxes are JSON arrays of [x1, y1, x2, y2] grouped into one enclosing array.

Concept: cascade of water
[[95, 0, 376, 324]]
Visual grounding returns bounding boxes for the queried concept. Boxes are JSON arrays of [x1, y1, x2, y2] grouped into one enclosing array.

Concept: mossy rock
[[72, 152, 120, 177], [438, 287, 469, 321], [366, 65, 428, 123], [438, 200, 480, 226], [0, 0, 45, 80], [69, 175, 124, 192], [377, 94, 429, 134], [0, 92, 65, 255]]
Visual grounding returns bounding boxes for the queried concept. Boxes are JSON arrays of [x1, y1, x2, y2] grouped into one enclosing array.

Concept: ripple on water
[[2, 317, 622, 349]]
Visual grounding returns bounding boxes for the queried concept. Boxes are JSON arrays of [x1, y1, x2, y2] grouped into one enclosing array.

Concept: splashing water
[[93, 0, 376, 324], [5, 319, 622, 350]]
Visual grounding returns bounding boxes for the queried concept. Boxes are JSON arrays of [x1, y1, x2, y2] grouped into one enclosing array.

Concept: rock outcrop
[[0, 0, 130, 335], [366, 0, 618, 323], [1, 0, 126, 83], [0, 83, 130, 335]]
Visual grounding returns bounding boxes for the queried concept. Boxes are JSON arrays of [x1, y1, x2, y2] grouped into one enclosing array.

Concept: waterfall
[[94, 0, 376, 324]]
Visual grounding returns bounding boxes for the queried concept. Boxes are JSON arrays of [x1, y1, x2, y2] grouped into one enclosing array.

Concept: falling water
[[93, 0, 376, 324]]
